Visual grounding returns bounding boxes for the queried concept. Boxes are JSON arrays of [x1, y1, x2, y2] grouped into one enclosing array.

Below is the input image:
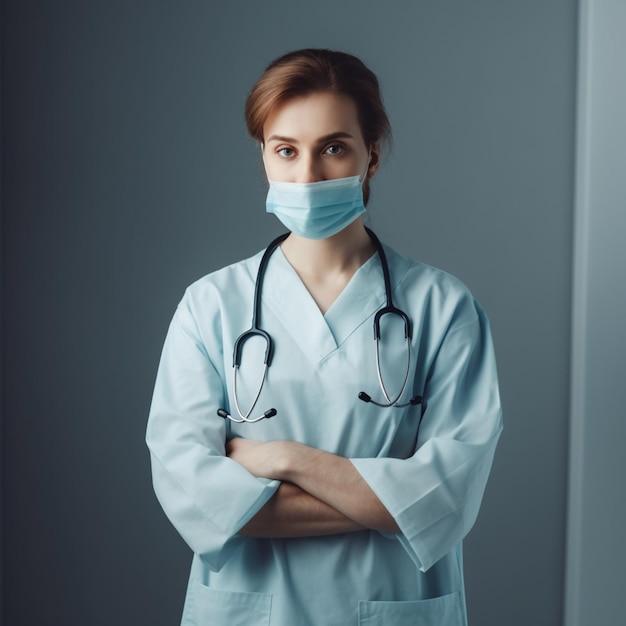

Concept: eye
[[324, 144, 344, 156], [277, 147, 295, 158]]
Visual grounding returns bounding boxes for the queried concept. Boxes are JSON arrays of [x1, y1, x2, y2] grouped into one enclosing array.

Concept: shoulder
[[182, 249, 264, 302], [385, 244, 477, 305], [169, 249, 267, 333], [384, 244, 485, 330]]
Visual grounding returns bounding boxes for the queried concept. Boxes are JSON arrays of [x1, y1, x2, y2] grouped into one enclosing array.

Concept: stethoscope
[[217, 227, 422, 423]]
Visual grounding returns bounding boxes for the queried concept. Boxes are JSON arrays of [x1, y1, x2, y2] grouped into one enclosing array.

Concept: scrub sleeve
[[146, 297, 280, 571], [351, 299, 502, 572]]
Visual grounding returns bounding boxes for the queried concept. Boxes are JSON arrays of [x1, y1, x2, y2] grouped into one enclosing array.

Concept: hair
[[245, 48, 392, 204]]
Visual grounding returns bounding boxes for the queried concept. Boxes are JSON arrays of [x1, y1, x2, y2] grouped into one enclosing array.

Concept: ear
[[366, 143, 381, 179]]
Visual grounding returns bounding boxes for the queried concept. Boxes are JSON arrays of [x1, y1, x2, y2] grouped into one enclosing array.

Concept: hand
[[226, 438, 289, 480], [227, 438, 399, 532]]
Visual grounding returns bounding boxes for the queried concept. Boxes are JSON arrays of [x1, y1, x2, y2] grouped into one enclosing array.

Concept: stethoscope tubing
[[218, 228, 421, 422]]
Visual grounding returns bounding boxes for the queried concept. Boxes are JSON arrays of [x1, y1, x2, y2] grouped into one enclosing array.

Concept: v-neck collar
[[246, 243, 408, 365]]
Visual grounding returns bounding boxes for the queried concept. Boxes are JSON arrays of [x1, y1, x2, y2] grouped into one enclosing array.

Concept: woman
[[147, 48, 502, 625]]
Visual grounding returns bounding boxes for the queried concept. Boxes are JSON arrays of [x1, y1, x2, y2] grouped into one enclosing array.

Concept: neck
[[280, 218, 376, 278]]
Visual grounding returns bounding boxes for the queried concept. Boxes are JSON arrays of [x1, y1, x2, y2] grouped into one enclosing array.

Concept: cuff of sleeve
[[199, 477, 281, 571], [150, 446, 282, 572], [350, 458, 435, 572]]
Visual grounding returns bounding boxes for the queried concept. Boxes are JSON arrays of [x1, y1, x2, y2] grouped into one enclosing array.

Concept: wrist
[[271, 440, 301, 482]]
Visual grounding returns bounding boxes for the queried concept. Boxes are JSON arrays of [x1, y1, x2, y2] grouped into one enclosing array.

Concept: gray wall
[[2, 2, 577, 624]]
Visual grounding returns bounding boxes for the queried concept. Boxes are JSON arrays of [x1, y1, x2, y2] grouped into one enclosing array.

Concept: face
[[262, 91, 379, 184]]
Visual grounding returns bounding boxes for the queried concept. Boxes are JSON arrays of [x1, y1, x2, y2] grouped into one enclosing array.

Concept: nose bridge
[[296, 151, 322, 183]]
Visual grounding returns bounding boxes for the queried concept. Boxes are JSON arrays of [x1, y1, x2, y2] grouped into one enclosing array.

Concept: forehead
[[263, 92, 364, 143]]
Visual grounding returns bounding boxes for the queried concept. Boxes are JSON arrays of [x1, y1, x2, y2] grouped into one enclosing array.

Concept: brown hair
[[245, 49, 391, 204]]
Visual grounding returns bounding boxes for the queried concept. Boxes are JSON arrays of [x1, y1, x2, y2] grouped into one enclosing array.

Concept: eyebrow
[[265, 131, 355, 144]]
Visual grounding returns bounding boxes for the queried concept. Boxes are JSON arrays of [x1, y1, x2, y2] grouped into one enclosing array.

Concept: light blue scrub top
[[146, 243, 502, 626]]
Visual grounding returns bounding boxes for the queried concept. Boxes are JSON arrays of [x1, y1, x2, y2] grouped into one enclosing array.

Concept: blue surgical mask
[[265, 173, 367, 240]]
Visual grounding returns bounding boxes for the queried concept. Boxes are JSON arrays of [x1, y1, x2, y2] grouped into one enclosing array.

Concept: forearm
[[279, 443, 400, 533], [238, 481, 364, 538], [227, 438, 400, 534]]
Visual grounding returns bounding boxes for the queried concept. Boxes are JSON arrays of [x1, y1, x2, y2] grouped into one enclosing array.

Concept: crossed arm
[[226, 438, 400, 538]]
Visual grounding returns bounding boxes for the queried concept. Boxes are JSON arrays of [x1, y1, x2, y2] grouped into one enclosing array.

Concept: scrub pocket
[[358, 591, 464, 626], [182, 579, 272, 626]]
